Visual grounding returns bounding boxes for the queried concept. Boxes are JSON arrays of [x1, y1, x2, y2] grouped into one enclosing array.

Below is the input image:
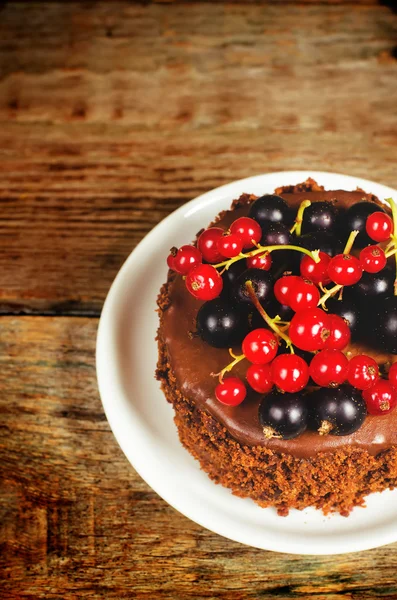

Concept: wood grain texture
[[0, 2, 396, 314], [2, 3, 397, 598], [2, 316, 397, 600]]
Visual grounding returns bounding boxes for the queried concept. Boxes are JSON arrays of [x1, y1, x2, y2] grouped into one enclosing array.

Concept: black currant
[[249, 194, 294, 227], [196, 299, 250, 348], [261, 223, 294, 274], [343, 201, 386, 248], [307, 385, 367, 436], [373, 296, 397, 354], [346, 268, 394, 302], [301, 201, 339, 235], [221, 260, 247, 293], [233, 268, 273, 307], [326, 298, 361, 342], [258, 391, 308, 440], [298, 231, 343, 257]]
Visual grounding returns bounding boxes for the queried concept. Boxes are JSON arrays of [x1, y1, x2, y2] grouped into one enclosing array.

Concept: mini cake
[[156, 178, 397, 516]]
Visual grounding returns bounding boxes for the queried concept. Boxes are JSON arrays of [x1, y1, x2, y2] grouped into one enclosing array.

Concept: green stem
[[385, 198, 397, 296], [290, 199, 311, 237], [343, 230, 359, 254], [318, 283, 343, 310], [245, 281, 294, 353], [213, 353, 246, 383], [214, 244, 320, 271]]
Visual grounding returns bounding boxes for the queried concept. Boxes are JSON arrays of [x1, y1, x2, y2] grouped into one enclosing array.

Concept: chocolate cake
[[156, 179, 397, 516]]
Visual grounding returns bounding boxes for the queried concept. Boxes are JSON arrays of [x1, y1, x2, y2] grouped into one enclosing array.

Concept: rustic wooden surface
[[1, 2, 397, 599]]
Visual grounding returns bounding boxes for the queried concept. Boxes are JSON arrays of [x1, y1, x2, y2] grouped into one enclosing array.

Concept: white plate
[[97, 171, 397, 555]]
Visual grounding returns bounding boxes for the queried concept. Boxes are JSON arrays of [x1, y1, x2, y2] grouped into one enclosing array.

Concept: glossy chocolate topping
[[161, 188, 397, 458]]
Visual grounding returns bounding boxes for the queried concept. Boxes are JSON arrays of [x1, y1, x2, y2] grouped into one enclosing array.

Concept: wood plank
[[0, 2, 396, 315], [2, 316, 397, 598]]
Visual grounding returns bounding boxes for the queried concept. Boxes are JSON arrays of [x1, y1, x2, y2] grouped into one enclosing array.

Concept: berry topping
[[298, 231, 343, 258], [271, 354, 309, 393], [324, 314, 351, 351], [289, 308, 331, 352], [287, 277, 320, 312], [173, 245, 202, 275], [309, 349, 348, 388], [197, 227, 224, 263], [326, 298, 361, 343], [344, 201, 386, 248], [217, 233, 243, 258], [196, 299, 250, 348], [327, 254, 363, 286], [185, 264, 223, 300], [258, 391, 308, 440], [249, 194, 293, 227], [363, 380, 397, 415], [234, 269, 273, 307], [230, 216, 262, 249], [373, 296, 397, 354], [242, 328, 278, 365], [307, 385, 367, 436], [246, 251, 272, 271], [301, 201, 339, 235], [246, 363, 273, 394], [167, 252, 176, 270], [366, 211, 393, 243], [347, 355, 380, 390], [215, 377, 247, 406], [300, 251, 331, 285], [388, 363, 397, 389], [274, 275, 300, 306], [347, 268, 394, 301], [359, 245, 387, 273], [260, 222, 293, 247]]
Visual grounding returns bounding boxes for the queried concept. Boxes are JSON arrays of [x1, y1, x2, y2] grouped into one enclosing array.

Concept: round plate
[[97, 171, 397, 555]]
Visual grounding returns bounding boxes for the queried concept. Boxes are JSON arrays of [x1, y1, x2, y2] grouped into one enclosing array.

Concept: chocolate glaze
[[161, 188, 397, 459]]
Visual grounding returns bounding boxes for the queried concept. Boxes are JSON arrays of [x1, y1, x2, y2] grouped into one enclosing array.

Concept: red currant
[[230, 216, 262, 250], [309, 349, 348, 387], [289, 308, 331, 352], [366, 212, 393, 243], [288, 277, 320, 312], [324, 314, 351, 351], [246, 251, 272, 271], [388, 363, 397, 389], [167, 252, 176, 270], [347, 355, 379, 390], [362, 380, 397, 415], [215, 377, 247, 406], [197, 227, 224, 263], [271, 354, 309, 393], [327, 254, 363, 286], [217, 233, 243, 258], [274, 275, 300, 306], [242, 328, 278, 365], [359, 245, 387, 274], [300, 251, 331, 285], [185, 264, 223, 300], [246, 363, 273, 394], [173, 245, 202, 275]]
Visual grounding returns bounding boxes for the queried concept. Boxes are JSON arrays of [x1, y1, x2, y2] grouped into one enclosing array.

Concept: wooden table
[[1, 2, 397, 598]]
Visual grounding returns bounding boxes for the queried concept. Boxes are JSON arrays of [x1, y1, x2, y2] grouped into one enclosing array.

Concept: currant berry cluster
[[166, 192, 397, 440]]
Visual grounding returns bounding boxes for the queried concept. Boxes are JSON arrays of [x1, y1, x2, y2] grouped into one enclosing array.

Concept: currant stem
[[245, 281, 294, 353], [213, 244, 320, 271], [343, 230, 359, 255], [212, 352, 246, 383], [318, 283, 343, 310], [290, 199, 311, 237], [385, 198, 397, 296]]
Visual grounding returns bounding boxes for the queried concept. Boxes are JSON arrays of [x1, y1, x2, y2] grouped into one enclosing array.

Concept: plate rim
[[96, 170, 397, 555]]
